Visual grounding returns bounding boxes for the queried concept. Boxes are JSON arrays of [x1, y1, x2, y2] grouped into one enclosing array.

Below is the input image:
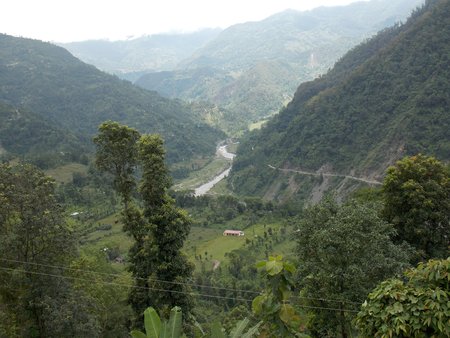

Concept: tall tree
[[382, 154, 450, 260], [94, 123, 193, 326], [138, 135, 193, 317], [295, 197, 410, 337], [0, 163, 99, 337]]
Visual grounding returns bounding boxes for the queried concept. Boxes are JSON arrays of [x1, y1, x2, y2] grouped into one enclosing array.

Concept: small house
[[223, 230, 244, 237]]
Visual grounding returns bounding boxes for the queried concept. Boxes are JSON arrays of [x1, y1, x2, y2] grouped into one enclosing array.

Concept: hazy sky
[[1, 0, 368, 42]]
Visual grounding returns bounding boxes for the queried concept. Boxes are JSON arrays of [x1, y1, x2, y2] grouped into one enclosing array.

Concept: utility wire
[[0, 266, 253, 304], [0, 266, 360, 314], [0, 257, 363, 308], [0, 257, 260, 295]]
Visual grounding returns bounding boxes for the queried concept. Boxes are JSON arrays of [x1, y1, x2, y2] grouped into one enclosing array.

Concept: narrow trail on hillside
[[267, 165, 382, 185]]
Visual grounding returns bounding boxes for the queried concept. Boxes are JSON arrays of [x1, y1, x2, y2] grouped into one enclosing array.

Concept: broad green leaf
[[166, 306, 182, 338], [252, 295, 264, 315], [283, 261, 296, 274], [279, 304, 297, 324], [230, 318, 250, 338], [160, 321, 169, 338], [255, 261, 266, 269], [241, 321, 262, 338], [266, 259, 283, 276], [130, 330, 148, 338], [192, 318, 205, 337], [144, 307, 161, 338]]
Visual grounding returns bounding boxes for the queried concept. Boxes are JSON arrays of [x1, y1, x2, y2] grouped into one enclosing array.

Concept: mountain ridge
[[0, 34, 224, 163], [229, 0, 450, 201], [136, 0, 424, 135]]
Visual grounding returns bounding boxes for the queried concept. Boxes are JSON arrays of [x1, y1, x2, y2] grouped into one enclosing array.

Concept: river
[[194, 143, 236, 196]]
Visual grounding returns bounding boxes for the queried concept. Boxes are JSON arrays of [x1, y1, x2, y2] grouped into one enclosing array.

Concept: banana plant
[[131, 306, 186, 338], [131, 306, 260, 338], [210, 318, 261, 338]]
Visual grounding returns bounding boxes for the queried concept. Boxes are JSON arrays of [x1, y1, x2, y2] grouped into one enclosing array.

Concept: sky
[[0, 0, 368, 43]]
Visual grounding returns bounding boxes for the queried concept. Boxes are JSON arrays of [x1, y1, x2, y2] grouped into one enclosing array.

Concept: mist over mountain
[[229, 0, 450, 202], [60, 29, 222, 77], [180, 0, 423, 71], [0, 34, 224, 164], [136, 0, 424, 134]]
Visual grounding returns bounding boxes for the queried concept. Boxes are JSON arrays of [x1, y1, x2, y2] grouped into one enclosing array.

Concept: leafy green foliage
[[131, 306, 184, 338], [382, 154, 450, 261], [355, 257, 450, 337], [252, 256, 306, 337], [93, 121, 141, 206], [67, 253, 132, 337], [295, 197, 411, 337], [0, 164, 99, 337], [209, 318, 261, 338], [132, 306, 261, 338], [94, 122, 194, 327], [231, 0, 450, 198]]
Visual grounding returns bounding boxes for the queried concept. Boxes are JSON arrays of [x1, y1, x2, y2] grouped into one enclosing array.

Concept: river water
[[194, 144, 236, 196]]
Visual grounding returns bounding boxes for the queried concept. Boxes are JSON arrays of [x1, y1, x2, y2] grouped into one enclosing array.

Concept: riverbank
[[172, 141, 236, 194], [194, 143, 236, 196]]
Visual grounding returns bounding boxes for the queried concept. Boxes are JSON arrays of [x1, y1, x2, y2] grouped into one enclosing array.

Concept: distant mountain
[[0, 34, 224, 164], [229, 0, 450, 202], [60, 29, 222, 76], [136, 0, 424, 134], [181, 0, 422, 71]]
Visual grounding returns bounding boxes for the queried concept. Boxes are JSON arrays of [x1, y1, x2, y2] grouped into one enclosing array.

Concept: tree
[[0, 163, 99, 337], [93, 121, 141, 208], [94, 122, 193, 326], [252, 255, 307, 337], [382, 154, 450, 260], [295, 197, 410, 337], [355, 257, 450, 337]]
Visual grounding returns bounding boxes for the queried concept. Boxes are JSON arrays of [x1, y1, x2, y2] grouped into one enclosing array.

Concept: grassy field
[[185, 221, 290, 266], [81, 213, 133, 256], [80, 211, 293, 273], [45, 162, 88, 184]]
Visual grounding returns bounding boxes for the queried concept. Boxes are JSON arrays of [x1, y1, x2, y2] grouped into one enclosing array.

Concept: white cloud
[[0, 0, 367, 42]]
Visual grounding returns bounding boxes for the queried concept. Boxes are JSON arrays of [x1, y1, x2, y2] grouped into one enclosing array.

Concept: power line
[[0, 257, 260, 295], [0, 266, 359, 313], [0, 266, 253, 304], [0, 257, 363, 307], [0, 265, 360, 313]]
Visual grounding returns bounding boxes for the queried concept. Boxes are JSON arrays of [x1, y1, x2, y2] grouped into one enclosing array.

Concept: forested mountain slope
[[0, 102, 86, 168], [230, 0, 450, 200], [136, 0, 424, 134], [0, 34, 223, 163], [181, 0, 422, 71]]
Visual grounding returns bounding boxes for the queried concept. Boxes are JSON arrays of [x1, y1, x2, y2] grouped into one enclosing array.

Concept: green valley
[[1, 0, 449, 337]]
